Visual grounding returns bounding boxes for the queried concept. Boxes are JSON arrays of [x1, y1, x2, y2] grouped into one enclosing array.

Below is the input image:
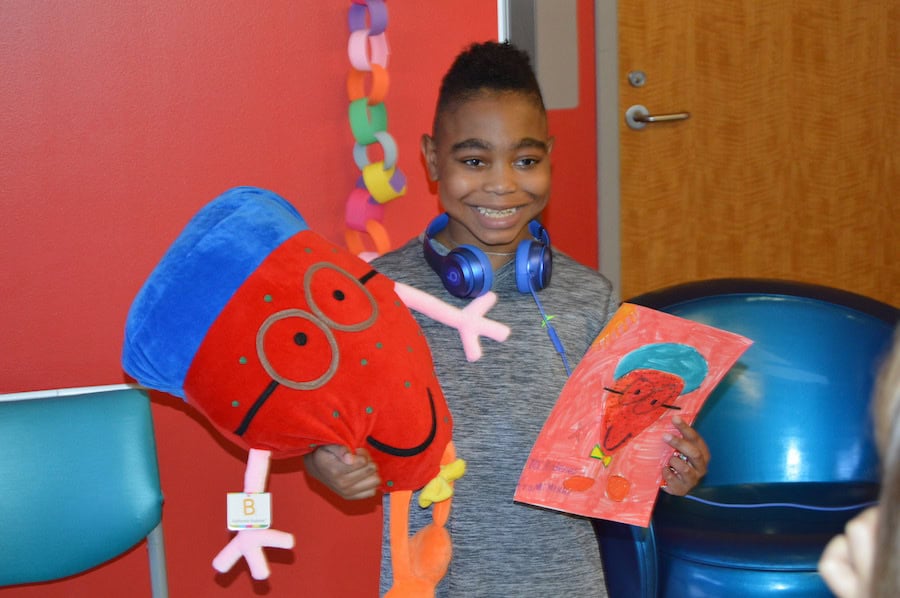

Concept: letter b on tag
[[226, 492, 272, 530]]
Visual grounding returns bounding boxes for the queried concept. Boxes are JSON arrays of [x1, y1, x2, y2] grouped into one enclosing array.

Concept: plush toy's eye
[[304, 262, 378, 331], [256, 309, 338, 390]]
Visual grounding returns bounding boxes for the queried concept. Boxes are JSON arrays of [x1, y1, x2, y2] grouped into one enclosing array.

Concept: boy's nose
[[483, 164, 516, 194]]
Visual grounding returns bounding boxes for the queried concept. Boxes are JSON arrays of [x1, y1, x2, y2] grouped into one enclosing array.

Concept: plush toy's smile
[[366, 387, 438, 457], [234, 381, 439, 460]]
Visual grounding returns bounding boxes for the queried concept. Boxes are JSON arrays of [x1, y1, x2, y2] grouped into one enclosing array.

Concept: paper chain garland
[[345, 0, 406, 256]]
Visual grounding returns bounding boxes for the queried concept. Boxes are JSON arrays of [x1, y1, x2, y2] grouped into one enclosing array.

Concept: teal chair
[[0, 386, 167, 597]]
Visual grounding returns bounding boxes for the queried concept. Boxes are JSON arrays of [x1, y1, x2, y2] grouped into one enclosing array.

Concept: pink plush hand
[[211, 449, 295, 579], [394, 283, 510, 361], [213, 529, 296, 580]]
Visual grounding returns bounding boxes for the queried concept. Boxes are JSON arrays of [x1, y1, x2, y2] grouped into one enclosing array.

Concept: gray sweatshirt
[[374, 236, 617, 597]]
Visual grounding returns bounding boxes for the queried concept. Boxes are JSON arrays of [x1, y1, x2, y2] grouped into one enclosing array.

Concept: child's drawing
[[515, 303, 752, 527]]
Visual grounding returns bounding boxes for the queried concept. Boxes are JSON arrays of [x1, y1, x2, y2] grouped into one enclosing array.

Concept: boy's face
[[422, 91, 553, 264]]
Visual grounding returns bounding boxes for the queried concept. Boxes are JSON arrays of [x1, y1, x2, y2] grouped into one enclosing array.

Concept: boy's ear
[[421, 134, 439, 181]]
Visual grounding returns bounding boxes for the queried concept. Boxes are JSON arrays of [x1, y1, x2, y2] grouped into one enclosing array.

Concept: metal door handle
[[625, 104, 690, 130]]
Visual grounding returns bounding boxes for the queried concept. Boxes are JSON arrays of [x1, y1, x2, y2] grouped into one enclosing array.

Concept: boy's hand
[[304, 445, 381, 500], [660, 415, 710, 495]]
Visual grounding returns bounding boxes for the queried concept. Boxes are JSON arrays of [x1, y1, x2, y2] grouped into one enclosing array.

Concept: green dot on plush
[[239, 356, 248, 365], [263, 294, 273, 303], [304, 247, 313, 254], [366, 406, 374, 414], [375, 341, 383, 349], [332, 410, 340, 418], [231, 401, 239, 408], [386, 480, 394, 488], [404, 381, 411, 388], [360, 358, 368, 366]]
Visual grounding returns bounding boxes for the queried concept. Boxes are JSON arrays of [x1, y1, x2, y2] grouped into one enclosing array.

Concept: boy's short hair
[[433, 41, 545, 134]]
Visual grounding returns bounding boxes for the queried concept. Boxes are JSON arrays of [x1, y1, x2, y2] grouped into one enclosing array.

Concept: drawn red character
[[594, 343, 708, 500], [601, 369, 685, 455]]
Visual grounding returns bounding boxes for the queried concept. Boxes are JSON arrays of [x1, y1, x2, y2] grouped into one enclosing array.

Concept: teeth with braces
[[476, 207, 518, 217]]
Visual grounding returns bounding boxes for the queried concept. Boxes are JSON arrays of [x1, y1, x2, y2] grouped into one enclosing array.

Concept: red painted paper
[[515, 303, 752, 527]]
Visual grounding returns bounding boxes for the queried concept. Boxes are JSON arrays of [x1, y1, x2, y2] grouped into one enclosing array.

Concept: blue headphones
[[423, 213, 552, 298]]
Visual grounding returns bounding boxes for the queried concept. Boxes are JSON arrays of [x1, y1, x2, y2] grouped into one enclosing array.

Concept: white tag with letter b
[[226, 492, 272, 530]]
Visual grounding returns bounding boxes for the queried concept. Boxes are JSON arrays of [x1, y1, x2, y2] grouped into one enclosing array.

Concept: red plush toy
[[122, 187, 509, 594]]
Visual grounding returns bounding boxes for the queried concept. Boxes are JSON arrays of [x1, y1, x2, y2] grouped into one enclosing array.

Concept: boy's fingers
[[319, 444, 351, 464], [666, 416, 710, 474]]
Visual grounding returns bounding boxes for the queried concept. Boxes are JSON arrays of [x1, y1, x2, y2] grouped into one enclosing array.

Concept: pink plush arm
[[212, 449, 295, 580], [394, 283, 510, 362], [243, 448, 271, 493]]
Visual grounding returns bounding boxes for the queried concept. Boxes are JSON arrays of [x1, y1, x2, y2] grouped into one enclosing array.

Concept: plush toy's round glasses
[[257, 263, 379, 391]]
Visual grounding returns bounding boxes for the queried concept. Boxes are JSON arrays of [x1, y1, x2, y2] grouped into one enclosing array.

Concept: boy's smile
[[422, 91, 553, 268]]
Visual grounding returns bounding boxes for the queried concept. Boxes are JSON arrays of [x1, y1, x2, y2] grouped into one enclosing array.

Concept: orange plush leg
[[385, 442, 457, 597]]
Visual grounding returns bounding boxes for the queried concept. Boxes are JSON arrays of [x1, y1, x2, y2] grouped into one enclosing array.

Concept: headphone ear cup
[[515, 240, 552, 293], [422, 213, 494, 298], [448, 245, 494, 298]]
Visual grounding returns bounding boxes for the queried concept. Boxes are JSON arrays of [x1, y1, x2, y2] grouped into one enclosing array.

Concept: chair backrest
[[630, 279, 897, 490], [0, 386, 167, 596]]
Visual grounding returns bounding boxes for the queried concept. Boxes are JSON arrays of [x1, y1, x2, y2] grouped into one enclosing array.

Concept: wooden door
[[617, 1, 898, 306]]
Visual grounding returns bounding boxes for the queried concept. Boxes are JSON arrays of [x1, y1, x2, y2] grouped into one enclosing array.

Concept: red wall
[[0, 2, 597, 596]]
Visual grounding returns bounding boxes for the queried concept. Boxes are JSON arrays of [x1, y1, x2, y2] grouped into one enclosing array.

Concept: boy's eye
[[462, 157, 486, 168], [515, 157, 540, 168]]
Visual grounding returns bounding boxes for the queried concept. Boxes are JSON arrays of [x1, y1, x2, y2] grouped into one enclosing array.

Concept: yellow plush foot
[[418, 459, 466, 508]]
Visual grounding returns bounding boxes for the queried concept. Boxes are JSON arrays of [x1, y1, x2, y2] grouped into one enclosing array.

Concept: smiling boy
[[305, 41, 710, 596]]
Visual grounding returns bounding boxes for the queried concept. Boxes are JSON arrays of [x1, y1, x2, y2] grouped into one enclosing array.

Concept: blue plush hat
[[613, 342, 709, 394], [122, 186, 308, 398]]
